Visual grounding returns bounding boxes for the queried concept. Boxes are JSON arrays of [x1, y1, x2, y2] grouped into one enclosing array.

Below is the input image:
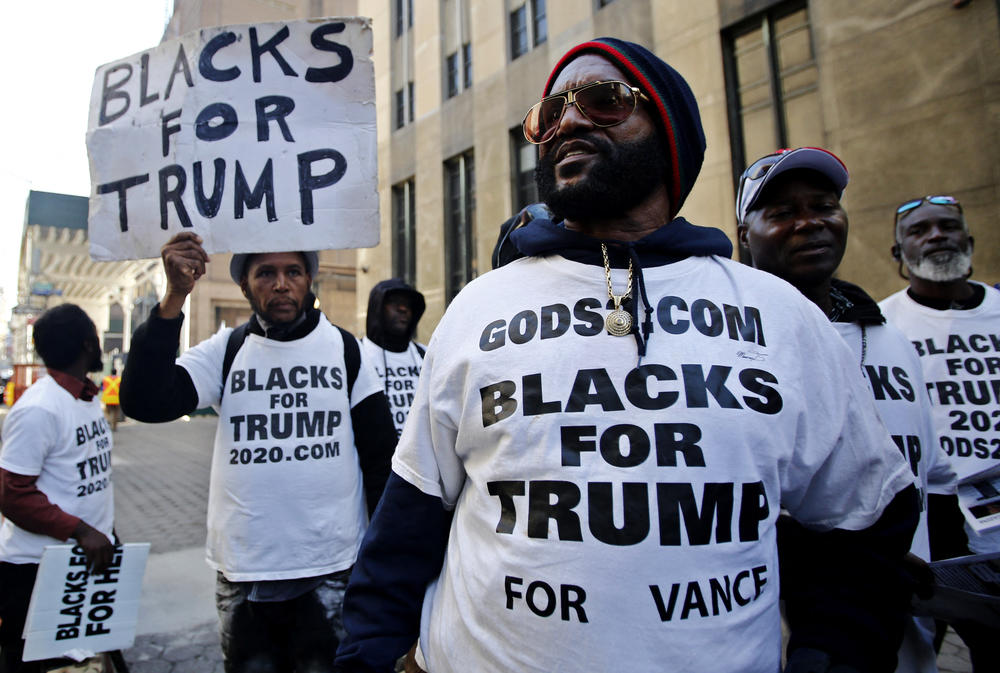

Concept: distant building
[[9, 190, 161, 369]]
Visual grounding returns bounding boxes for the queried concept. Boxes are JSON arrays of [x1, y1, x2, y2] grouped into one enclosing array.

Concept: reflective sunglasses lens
[[523, 98, 563, 143], [746, 157, 779, 181], [896, 199, 923, 215], [927, 195, 959, 206], [577, 81, 635, 126]]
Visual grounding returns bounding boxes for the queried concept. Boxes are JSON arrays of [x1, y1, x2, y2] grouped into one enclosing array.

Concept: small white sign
[[87, 17, 378, 261], [22, 543, 150, 661], [957, 463, 1000, 534]]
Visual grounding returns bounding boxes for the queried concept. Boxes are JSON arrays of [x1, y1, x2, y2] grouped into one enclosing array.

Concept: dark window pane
[[446, 52, 459, 98], [395, 88, 405, 129], [392, 179, 416, 286], [533, 0, 547, 45], [462, 43, 473, 90], [395, 0, 404, 36], [511, 131, 539, 210], [444, 152, 476, 301], [510, 6, 528, 59], [408, 81, 415, 122]]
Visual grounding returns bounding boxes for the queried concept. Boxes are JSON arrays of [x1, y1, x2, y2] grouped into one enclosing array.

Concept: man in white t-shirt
[[0, 304, 115, 673], [737, 147, 963, 673], [336, 39, 919, 673], [119, 234, 396, 673], [880, 195, 1000, 672], [361, 279, 426, 438]]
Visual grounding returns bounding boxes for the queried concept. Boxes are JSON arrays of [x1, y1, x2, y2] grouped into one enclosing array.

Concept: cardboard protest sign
[[87, 18, 378, 261], [22, 543, 150, 661]]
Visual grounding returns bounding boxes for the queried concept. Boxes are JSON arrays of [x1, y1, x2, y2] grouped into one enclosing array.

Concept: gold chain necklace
[[601, 243, 634, 337]]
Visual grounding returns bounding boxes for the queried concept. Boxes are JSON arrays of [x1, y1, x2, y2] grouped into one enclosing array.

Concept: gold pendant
[[606, 308, 633, 336]]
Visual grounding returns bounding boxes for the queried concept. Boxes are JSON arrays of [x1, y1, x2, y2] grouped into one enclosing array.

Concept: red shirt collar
[[46, 369, 100, 402]]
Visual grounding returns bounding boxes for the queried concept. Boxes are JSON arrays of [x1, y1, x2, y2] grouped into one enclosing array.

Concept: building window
[[511, 130, 538, 211], [395, 88, 405, 129], [392, 179, 417, 286], [510, 6, 528, 59], [444, 151, 476, 302], [597, 0, 615, 7], [722, 2, 820, 188], [446, 44, 473, 99], [532, 0, 547, 45], [395, 0, 413, 37], [510, 1, 546, 60], [462, 43, 473, 89], [446, 52, 459, 98], [395, 83, 414, 129]]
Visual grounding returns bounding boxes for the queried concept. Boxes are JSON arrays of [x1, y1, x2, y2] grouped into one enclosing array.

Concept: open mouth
[[555, 139, 598, 164]]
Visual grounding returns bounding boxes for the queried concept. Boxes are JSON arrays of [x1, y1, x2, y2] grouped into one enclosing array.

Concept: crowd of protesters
[[1, 35, 997, 673]]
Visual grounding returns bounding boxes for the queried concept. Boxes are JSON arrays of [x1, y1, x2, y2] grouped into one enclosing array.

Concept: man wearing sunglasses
[[336, 39, 917, 673], [880, 195, 1000, 671], [882, 195, 1000, 554], [737, 147, 963, 673]]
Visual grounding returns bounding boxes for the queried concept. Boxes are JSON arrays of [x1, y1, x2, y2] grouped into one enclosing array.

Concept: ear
[[968, 235, 975, 252], [737, 224, 749, 250], [239, 279, 250, 299], [891, 244, 901, 261]]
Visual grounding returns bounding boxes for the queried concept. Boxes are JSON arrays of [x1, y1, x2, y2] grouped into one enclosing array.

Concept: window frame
[[443, 151, 476, 302], [392, 179, 417, 287]]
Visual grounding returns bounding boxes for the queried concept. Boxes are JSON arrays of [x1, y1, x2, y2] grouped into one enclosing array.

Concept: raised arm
[[119, 232, 209, 422]]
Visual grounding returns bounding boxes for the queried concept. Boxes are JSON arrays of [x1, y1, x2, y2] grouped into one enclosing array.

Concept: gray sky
[[0, 0, 170, 324]]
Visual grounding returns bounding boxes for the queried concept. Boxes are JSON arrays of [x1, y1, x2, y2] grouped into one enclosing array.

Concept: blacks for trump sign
[[22, 544, 149, 661], [86, 17, 377, 261]]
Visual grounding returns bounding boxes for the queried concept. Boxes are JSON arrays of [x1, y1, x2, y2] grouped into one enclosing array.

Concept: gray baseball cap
[[229, 251, 319, 284], [736, 147, 849, 226]]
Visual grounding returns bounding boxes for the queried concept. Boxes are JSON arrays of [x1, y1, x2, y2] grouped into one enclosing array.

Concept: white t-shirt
[[179, 315, 382, 581], [360, 338, 424, 437], [833, 320, 956, 673], [0, 375, 114, 565], [880, 282, 1000, 553], [394, 255, 915, 673]]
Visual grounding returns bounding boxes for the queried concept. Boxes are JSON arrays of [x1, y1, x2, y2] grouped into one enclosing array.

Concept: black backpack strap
[[221, 321, 251, 397], [336, 325, 361, 399], [414, 343, 426, 358]]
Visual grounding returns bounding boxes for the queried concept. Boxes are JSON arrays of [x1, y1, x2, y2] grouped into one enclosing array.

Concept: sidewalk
[[110, 415, 222, 673]]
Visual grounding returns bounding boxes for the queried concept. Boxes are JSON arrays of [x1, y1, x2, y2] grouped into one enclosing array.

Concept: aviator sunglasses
[[894, 195, 962, 224], [521, 80, 649, 144]]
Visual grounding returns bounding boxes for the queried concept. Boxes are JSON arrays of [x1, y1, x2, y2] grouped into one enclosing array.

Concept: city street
[[0, 410, 972, 671]]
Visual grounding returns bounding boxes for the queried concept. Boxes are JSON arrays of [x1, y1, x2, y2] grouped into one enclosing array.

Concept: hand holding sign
[[71, 521, 115, 574], [160, 232, 210, 318]]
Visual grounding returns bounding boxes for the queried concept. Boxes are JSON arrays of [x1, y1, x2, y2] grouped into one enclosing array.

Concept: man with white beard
[[880, 195, 1000, 672]]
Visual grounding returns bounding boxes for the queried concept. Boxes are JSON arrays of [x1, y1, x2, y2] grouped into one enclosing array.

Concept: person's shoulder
[[4, 381, 61, 425], [315, 312, 359, 346], [710, 256, 820, 303], [878, 287, 908, 306], [972, 280, 1000, 305]]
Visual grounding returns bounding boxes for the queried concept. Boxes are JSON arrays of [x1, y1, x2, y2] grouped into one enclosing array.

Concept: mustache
[[545, 132, 615, 161]]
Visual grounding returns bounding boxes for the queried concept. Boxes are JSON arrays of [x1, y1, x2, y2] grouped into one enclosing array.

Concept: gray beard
[[903, 248, 972, 282]]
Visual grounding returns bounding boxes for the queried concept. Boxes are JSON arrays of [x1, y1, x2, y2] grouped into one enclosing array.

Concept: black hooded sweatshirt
[[365, 279, 426, 353]]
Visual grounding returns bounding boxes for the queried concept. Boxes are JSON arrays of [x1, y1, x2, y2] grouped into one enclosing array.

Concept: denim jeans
[[216, 569, 350, 673]]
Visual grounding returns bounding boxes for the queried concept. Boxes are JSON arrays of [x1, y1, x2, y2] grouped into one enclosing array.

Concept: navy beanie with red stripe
[[544, 38, 705, 220]]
